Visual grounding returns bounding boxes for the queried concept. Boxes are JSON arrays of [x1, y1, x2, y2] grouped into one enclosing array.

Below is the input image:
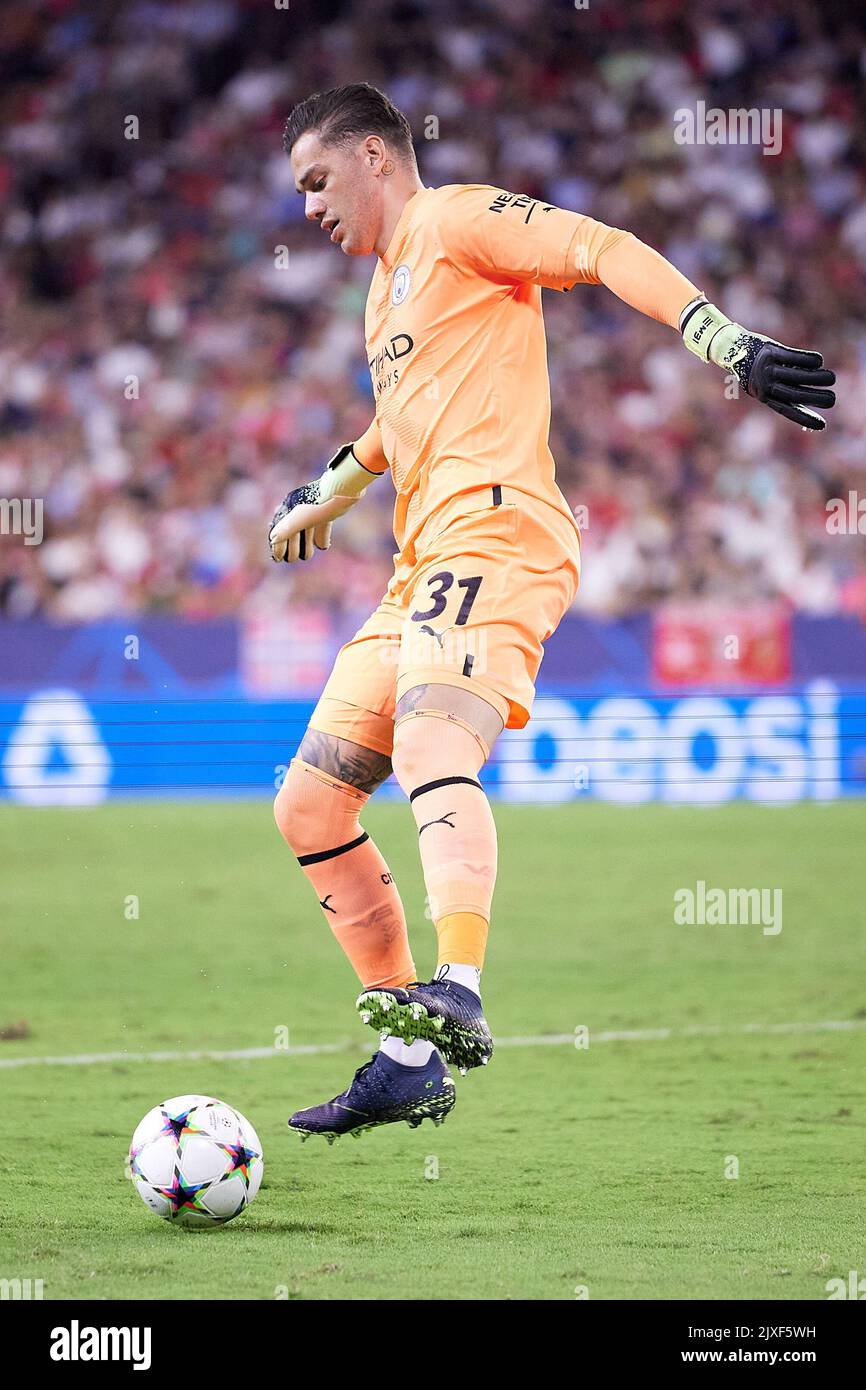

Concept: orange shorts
[[308, 485, 580, 757]]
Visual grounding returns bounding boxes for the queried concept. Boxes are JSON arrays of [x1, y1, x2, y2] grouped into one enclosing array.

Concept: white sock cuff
[[379, 1035, 436, 1067], [436, 962, 482, 998]]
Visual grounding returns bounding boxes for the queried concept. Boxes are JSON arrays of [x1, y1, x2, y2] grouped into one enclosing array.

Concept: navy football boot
[[356, 978, 493, 1074], [288, 1049, 455, 1143]]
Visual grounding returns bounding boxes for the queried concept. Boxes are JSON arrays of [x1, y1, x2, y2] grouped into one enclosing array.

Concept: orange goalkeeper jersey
[[363, 182, 631, 554]]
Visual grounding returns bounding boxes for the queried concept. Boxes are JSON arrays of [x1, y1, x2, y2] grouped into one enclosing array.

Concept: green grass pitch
[[0, 799, 863, 1301]]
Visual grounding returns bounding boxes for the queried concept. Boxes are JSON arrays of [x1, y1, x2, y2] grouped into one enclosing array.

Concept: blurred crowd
[[1, 0, 865, 627]]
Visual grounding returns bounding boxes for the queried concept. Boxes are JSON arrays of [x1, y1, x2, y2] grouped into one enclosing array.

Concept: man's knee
[[274, 750, 369, 858], [391, 706, 489, 797], [274, 725, 394, 854], [273, 760, 318, 856]]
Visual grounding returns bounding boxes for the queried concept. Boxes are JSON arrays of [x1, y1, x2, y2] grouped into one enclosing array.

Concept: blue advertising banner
[[1, 684, 863, 805]]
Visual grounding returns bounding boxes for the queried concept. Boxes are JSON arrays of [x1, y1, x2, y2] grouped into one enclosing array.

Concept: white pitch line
[[1, 1018, 864, 1070]]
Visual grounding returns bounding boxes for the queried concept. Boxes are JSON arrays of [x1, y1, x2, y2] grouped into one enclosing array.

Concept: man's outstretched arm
[[437, 186, 835, 431], [594, 236, 836, 430]]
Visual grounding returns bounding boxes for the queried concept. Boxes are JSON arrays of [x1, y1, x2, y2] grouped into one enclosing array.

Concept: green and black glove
[[680, 296, 836, 430], [269, 444, 384, 563]]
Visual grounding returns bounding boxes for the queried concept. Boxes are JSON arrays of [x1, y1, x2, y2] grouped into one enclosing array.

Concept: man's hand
[[268, 488, 335, 564], [681, 297, 836, 430], [269, 443, 383, 562]]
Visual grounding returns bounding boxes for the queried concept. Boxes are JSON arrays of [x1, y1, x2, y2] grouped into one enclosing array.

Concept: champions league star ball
[[128, 1094, 263, 1228]]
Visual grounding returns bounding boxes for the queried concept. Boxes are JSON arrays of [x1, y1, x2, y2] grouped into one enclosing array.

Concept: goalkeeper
[[270, 83, 835, 1143]]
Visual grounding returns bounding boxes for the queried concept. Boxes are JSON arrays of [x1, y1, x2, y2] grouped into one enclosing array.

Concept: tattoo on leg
[[395, 683, 504, 755], [299, 728, 393, 794], [395, 683, 432, 717]]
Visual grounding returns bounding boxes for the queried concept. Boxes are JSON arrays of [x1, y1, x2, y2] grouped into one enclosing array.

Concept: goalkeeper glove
[[269, 443, 384, 563], [680, 296, 836, 430]]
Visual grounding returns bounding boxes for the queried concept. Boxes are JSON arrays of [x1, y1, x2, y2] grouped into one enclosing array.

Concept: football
[[128, 1094, 263, 1229]]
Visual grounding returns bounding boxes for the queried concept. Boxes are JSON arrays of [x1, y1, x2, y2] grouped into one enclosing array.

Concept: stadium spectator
[[1, 0, 864, 622]]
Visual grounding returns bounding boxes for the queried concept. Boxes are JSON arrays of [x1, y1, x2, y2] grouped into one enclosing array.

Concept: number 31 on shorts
[[410, 571, 483, 627]]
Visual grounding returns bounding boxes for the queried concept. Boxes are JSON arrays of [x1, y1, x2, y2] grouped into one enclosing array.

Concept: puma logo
[[319, 894, 336, 913], [419, 811, 457, 835], [419, 624, 447, 648]]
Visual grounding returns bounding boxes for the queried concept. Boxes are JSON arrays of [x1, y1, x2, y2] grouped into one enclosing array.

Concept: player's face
[[291, 131, 382, 256]]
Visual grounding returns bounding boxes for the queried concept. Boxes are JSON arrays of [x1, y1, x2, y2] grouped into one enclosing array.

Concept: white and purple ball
[[128, 1094, 263, 1228]]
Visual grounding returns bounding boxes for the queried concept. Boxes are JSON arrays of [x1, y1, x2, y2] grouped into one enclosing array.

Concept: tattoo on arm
[[298, 728, 392, 794]]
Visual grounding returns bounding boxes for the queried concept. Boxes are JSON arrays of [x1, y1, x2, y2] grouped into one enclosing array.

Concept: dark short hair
[[283, 82, 415, 164]]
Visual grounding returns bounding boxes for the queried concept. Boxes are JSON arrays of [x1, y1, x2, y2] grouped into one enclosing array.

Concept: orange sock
[[435, 911, 489, 970], [274, 758, 416, 991]]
